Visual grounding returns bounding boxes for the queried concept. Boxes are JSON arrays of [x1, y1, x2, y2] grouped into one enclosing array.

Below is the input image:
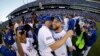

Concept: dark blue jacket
[[68, 19, 75, 30], [87, 29, 97, 46], [4, 32, 15, 45], [0, 45, 16, 56]]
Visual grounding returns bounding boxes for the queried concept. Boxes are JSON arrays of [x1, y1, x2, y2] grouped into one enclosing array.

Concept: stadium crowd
[[0, 11, 97, 56]]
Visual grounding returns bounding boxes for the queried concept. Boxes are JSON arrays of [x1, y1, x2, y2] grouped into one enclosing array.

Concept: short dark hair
[[31, 11, 36, 15], [21, 16, 25, 24], [0, 36, 2, 44], [9, 19, 13, 28]]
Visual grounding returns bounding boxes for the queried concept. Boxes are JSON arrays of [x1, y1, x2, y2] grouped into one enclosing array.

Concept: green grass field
[[87, 22, 100, 56], [0, 53, 2, 56]]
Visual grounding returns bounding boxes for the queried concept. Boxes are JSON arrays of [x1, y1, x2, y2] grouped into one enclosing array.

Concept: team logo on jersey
[[46, 37, 52, 40]]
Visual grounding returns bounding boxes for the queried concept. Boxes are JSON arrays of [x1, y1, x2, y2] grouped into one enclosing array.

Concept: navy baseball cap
[[54, 15, 64, 23], [17, 26, 24, 32], [38, 15, 50, 23], [44, 15, 53, 21]]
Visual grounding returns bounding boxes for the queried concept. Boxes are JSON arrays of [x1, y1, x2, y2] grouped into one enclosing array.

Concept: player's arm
[[14, 23, 17, 35], [44, 30, 73, 51], [45, 30, 74, 51], [16, 31, 24, 56]]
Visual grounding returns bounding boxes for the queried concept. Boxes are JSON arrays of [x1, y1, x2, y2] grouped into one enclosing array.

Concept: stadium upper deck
[[1, 0, 100, 28]]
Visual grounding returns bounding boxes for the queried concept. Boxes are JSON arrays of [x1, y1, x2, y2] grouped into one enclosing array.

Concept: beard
[[52, 26, 59, 31]]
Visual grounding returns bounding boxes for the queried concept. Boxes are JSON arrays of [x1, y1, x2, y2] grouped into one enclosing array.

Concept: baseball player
[[52, 15, 73, 56], [38, 15, 74, 56]]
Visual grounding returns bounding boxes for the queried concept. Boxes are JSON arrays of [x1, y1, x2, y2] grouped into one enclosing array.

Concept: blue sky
[[0, 0, 35, 22]]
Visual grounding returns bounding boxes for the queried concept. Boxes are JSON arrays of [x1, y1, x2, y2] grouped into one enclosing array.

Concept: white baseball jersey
[[63, 18, 69, 31], [11, 42, 20, 56], [21, 38, 38, 56], [73, 16, 81, 29], [38, 25, 55, 56], [53, 30, 73, 56]]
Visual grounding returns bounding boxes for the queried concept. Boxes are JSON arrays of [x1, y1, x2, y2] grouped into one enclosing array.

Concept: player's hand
[[67, 30, 74, 37]]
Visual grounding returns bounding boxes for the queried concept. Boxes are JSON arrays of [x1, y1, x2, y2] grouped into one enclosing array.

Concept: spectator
[[0, 35, 16, 56]]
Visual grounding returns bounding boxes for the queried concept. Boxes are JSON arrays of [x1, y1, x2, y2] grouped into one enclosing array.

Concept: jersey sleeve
[[43, 30, 55, 46], [66, 37, 73, 47]]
